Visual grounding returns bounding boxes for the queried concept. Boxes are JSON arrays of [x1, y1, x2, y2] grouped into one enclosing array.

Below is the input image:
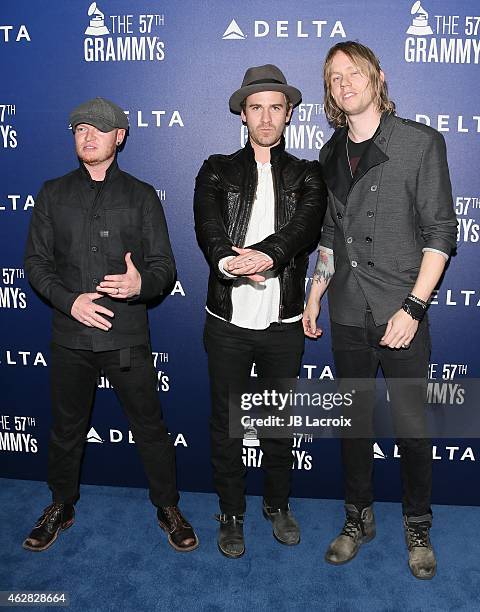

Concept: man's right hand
[[71, 293, 114, 331], [302, 302, 323, 339]]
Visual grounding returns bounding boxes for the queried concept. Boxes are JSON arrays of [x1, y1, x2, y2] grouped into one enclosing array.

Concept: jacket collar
[[322, 112, 393, 205], [243, 135, 286, 165], [78, 157, 120, 184]]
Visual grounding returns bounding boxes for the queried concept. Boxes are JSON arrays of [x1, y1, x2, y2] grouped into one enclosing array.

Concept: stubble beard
[[250, 126, 283, 149], [77, 146, 116, 167]]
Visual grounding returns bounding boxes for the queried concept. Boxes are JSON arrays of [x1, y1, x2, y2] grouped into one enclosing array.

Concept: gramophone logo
[[85, 2, 109, 36], [406, 1, 433, 36], [243, 424, 260, 447]]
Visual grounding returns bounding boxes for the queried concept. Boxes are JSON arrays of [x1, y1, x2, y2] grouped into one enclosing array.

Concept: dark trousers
[[332, 311, 432, 518], [203, 315, 305, 515], [48, 343, 178, 508]]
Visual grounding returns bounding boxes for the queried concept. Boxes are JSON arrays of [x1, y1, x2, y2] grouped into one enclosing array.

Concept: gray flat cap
[[69, 97, 129, 132]]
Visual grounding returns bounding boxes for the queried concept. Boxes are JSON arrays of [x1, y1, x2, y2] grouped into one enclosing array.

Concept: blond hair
[[323, 41, 395, 127]]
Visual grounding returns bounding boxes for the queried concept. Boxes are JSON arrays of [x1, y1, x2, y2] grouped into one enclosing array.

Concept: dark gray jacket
[[25, 160, 175, 351], [319, 112, 457, 326]]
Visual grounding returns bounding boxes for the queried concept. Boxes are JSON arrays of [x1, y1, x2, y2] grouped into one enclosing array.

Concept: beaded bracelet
[[407, 293, 428, 308]]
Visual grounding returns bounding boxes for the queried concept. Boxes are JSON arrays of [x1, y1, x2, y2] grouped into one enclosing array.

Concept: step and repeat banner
[[1, 0, 479, 505]]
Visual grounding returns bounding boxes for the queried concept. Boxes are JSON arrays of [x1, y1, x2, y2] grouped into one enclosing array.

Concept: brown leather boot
[[23, 503, 75, 552], [157, 506, 199, 552]]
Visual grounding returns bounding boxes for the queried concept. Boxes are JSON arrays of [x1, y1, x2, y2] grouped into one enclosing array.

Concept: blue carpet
[[1, 478, 479, 612]]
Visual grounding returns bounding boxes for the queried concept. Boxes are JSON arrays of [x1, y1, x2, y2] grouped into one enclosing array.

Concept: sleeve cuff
[[422, 247, 449, 261]]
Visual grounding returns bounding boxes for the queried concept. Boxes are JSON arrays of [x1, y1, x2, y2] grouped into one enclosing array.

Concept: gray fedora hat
[[229, 64, 302, 113], [69, 97, 129, 132]]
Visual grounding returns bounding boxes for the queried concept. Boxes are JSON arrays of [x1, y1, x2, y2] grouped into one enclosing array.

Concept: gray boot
[[404, 515, 436, 580], [263, 502, 300, 545], [325, 504, 376, 565]]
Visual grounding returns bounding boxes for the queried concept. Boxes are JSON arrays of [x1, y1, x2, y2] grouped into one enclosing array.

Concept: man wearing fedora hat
[[23, 97, 198, 553], [194, 65, 326, 557]]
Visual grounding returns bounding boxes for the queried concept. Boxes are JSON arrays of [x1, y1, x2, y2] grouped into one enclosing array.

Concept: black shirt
[[346, 137, 371, 177]]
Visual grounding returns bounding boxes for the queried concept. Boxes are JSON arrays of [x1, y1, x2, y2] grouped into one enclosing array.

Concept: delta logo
[[86, 426, 188, 447], [222, 18, 346, 40]]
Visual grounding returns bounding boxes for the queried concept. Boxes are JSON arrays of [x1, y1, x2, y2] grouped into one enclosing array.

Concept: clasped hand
[[224, 246, 273, 282], [70, 252, 141, 331], [96, 251, 141, 299]]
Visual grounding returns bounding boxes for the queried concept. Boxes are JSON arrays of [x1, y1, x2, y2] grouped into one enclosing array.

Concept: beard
[[249, 125, 283, 149], [76, 141, 117, 166]]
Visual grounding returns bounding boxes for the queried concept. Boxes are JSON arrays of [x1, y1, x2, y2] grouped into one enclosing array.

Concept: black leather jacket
[[194, 138, 327, 322]]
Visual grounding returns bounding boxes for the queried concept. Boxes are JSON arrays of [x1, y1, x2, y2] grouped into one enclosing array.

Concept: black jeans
[[48, 343, 178, 508], [332, 311, 432, 518], [203, 315, 305, 515]]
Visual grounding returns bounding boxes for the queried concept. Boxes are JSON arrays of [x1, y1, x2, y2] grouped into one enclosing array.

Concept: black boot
[[23, 503, 75, 552], [262, 501, 300, 545], [215, 514, 245, 558]]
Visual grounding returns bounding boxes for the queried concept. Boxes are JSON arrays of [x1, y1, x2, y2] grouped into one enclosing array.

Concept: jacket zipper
[[271, 165, 284, 322], [228, 163, 258, 322]]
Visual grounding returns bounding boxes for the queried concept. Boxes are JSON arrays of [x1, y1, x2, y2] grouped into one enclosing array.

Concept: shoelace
[[341, 515, 364, 539], [163, 506, 190, 529], [406, 523, 430, 548], [34, 504, 63, 529]]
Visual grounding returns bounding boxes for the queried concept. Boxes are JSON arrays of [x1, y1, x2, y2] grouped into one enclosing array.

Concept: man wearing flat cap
[[23, 97, 198, 553], [194, 65, 327, 557]]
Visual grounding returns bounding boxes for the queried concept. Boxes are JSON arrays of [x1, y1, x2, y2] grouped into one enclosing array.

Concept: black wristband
[[402, 296, 426, 321]]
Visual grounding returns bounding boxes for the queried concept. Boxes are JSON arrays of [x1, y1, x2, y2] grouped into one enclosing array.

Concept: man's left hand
[[96, 252, 141, 299], [380, 308, 419, 349], [225, 246, 273, 281]]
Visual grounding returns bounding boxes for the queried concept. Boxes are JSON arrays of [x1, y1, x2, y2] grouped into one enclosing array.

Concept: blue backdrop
[[1, 0, 479, 505]]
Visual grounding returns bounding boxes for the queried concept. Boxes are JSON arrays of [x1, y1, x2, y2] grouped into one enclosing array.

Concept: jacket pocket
[[104, 209, 142, 258]]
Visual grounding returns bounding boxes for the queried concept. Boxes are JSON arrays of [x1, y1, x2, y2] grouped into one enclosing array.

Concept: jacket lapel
[[351, 114, 394, 188], [351, 140, 389, 188], [321, 113, 395, 206], [321, 126, 350, 206]]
